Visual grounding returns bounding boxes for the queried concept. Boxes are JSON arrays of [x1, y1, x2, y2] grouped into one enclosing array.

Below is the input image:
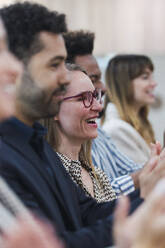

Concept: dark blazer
[[0, 118, 143, 248]]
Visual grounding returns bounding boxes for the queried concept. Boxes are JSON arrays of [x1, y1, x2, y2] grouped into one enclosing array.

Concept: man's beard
[[16, 70, 61, 121]]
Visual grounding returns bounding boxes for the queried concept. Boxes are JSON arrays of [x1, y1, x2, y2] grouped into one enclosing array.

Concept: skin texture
[[2, 217, 64, 248], [75, 54, 106, 94], [55, 70, 102, 160], [132, 68, 157, 111], [15, 32, 70, 126], [0, 19, 22, 121], [54, 70, 102, 196]]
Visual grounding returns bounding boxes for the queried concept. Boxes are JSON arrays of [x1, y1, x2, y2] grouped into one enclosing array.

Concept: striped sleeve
[[92, 128, 143, 196], [111, 175, 135, 196]]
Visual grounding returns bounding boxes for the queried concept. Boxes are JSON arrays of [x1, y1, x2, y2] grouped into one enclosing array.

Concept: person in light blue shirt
[[64, 30, 143, 196], [92, 128, 143, 196]]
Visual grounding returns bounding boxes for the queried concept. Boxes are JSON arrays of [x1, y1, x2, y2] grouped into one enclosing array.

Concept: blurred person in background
[[0, 18, 22, 120], [64, 31, 106, 95], [101, 55, 157, 164]]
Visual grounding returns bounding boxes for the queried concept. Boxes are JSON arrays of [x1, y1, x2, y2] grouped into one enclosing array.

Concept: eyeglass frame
[[62, 88, 102, 108]]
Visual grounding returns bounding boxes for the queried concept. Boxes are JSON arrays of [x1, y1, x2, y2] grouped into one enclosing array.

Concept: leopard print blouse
[[57, 152, 116, 203]]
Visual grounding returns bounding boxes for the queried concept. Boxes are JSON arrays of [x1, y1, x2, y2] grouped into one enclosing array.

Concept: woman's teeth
[[86, 118, 96, 124]]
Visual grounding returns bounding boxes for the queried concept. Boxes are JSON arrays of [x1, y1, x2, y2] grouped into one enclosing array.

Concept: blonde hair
[[101, 54, 155, 144], [40, 117, 99, 178]]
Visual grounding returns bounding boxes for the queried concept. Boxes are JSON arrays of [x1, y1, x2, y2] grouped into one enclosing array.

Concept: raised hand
[[114, 179, 165, 248]]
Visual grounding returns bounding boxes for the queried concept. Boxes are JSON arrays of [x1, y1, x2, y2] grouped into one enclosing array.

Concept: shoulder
[[0, 137, 15, 160], [103, 114, 150, 152], [102, 103, 127, 131], [102, 114, 137, 139], [102, 104, 141, 140]]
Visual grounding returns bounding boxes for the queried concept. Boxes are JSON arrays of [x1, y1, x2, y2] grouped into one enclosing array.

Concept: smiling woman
[[41, 63, 116, 203], [101, 54, 156, 164]]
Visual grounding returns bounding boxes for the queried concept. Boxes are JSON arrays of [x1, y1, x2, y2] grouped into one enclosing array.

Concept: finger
[[143, 156, 159, 174], [156, 141, 162, 155], [155, 157, 165, 176], [132, 179, 165, 233], [114, 196, 130, 230], [145, 179, 165, 213], [150, 143, 158, 157], [113, 197, 130, 248], [159, 148, 165, 160]]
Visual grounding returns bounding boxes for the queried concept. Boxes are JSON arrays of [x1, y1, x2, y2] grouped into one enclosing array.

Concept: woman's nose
[[91, 98, 103, 112], [150, 79, 157, 88]]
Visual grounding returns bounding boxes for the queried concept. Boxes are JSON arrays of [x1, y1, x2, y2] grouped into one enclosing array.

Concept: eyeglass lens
[[83, 89, 101, 107], [83, 92, 93, 107]]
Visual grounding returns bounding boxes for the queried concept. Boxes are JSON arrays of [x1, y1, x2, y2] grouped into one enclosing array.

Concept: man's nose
[[60, 64, 70, 85]]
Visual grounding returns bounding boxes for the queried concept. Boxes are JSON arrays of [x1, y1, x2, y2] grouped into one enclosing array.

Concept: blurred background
[[0, 0, 165, 144]]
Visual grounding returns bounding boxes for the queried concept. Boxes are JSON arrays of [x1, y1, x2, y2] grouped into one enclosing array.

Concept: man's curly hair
[[0, 1, 67, 62], [63, 30, 95, 63]]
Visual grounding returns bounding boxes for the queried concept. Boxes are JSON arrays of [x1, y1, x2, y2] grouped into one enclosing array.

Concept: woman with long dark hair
[[101, 55, 157, 164]]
